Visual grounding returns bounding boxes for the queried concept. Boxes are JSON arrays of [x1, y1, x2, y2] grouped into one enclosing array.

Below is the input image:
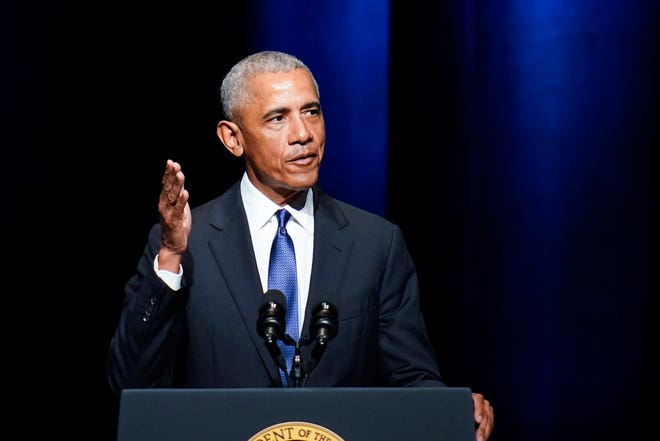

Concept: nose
[[289, 117, 312, 144]]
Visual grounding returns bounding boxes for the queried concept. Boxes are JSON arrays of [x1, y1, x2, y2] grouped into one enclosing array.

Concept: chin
[[288, 172, 318, 190]]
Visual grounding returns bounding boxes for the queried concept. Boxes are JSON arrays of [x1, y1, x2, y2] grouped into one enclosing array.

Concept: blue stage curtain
[[254, 0, 391, 216], [389, 2, 658, 440]]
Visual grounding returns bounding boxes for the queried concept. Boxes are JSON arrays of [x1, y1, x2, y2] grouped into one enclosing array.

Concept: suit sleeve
[[106, 224, 188, 396]]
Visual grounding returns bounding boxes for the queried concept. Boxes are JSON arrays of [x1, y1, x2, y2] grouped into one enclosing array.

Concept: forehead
[[246, 68, 319, 105]]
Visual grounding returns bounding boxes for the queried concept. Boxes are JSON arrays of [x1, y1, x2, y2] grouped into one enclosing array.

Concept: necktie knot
[[276, 209, 291, 233]]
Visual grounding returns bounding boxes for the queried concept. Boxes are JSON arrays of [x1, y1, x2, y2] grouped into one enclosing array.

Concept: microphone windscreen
[[263, 289, 287, 314], [310, 301, 338, 341]]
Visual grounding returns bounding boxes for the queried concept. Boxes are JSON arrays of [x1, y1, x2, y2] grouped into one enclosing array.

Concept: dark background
[[4, 1, 657, 440]]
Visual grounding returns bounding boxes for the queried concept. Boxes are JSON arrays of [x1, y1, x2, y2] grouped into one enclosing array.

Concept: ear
[[217, 120, 244, 157]]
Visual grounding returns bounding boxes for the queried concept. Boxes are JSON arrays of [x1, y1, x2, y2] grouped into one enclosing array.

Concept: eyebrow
[[261, 101, 321, 121]]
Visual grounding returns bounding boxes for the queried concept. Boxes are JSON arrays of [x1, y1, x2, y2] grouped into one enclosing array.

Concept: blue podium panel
[[117, 387, 475, 441]]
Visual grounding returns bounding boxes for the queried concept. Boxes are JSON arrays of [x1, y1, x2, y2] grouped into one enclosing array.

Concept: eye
[[303, 106, 321, 117], [268, 114, 285, 123]]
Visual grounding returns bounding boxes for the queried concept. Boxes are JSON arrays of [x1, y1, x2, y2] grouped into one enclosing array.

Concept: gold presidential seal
[[248, 421, 345, 441]]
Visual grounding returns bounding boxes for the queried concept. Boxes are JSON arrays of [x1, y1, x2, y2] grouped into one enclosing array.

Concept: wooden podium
[[116, 387, 475, 441]]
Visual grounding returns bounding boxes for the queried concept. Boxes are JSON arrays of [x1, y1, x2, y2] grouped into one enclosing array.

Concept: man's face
[[238, 68, 326, 205]]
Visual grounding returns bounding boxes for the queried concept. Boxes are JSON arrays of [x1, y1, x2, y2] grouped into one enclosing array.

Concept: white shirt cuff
[[153, 255, 183, 291]]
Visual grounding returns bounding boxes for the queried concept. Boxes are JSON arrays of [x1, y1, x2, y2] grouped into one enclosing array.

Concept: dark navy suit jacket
[[107, 182, 444, 394]]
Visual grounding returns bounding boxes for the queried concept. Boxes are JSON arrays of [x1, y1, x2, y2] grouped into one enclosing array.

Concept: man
[[107, 50, 494, 440]]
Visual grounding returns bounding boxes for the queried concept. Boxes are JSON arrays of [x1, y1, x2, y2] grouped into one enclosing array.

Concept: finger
[[476, 427, 487, 441], [170, 188, 189, 209], [472, 393, 484, 420], [162, 161, 185, 204], [162, 160, 182, 186], [480, 403, 494, 440]]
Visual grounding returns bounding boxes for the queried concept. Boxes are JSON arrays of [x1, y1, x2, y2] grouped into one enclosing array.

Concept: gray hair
[[220, 50, 320, 122]]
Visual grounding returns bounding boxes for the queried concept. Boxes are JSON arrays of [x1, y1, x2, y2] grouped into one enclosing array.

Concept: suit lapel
[[205, 183, 281, 383], [301, 188, 352, 342]]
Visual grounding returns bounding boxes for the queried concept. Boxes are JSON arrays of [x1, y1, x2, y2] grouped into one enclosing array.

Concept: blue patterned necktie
[[267, 209, 299, 386]]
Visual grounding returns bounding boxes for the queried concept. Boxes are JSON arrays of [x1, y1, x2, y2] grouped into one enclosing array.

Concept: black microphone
[[310, 301, 338, 344], [307, 301, 338, 374], [257, 289, 287, 344], [257, 289, 289, 380]]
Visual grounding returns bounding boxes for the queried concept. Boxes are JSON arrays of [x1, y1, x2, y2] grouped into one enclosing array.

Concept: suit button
[[143, 307, 153, 323]]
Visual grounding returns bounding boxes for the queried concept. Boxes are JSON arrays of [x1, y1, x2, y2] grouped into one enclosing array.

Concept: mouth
[[288, 152, 318, 166]]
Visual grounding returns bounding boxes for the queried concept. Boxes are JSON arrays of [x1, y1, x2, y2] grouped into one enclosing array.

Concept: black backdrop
[[4, 1, 658, 440]]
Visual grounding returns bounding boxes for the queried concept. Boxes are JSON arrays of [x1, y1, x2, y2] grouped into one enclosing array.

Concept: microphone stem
[[290, 344, 305, 387]]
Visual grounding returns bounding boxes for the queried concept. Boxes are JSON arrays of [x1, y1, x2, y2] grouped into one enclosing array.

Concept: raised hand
[[157, 159, 191, 272]]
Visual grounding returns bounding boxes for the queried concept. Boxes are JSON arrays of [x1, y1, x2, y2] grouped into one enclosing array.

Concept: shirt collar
[[240, 172, 314, 235]]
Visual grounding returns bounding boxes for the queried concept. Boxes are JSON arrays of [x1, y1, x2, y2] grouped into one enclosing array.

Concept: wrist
[[158, 247, 183, 272]]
